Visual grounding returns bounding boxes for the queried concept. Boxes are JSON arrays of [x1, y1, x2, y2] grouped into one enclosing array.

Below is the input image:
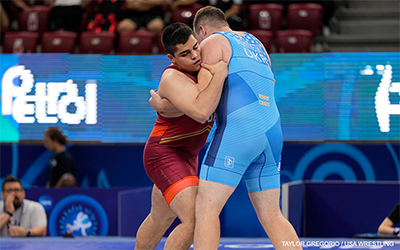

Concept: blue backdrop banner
[[1, 52, 399, 143]]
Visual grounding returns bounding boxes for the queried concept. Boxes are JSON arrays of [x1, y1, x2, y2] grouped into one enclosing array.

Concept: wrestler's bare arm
[[149, 60, 227, 122], [148, 89, 177, 113], [205, 33, 231, 62], [149, 65, 213, 113], [158, 60, 227, 123]]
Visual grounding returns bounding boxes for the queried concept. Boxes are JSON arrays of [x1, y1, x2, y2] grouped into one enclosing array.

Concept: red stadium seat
[[3, 31, 40, 53], [117, 30, 155, 54], [246, 30, 274, 53], [275, 29, 313, 53], [170, 4, 204, 25], [18, 5, 51, 34], [287, 3, 323, 35], [41, 31, 78, 53], [79, 31, 116, 54], [247, 4, 284, 33]]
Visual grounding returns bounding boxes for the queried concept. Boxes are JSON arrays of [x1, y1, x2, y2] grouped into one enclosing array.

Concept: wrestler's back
[[214, 31, 281, 143]]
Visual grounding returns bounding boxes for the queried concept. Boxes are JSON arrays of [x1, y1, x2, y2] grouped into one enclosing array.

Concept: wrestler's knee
[[179, 216, 195, 235], [149, 210, 176, 227]]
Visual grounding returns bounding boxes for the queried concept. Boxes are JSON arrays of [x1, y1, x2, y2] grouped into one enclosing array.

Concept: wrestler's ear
[[167, 54, 176, 64], [199, 25, 207, 37]]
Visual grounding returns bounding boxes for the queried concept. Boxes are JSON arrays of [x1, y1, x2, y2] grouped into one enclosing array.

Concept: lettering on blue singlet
[[243, 47, 269, 64]]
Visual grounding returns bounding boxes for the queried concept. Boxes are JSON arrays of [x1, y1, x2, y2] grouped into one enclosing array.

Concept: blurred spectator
[[166, 0, 199, 28], [49, 0, 88, 32], [10, 0, 32, 13], [86, 0, 122, 33], [1, 0, 33, 19], [378, 203, 400, 236], [1, 0, 32, 31], [44, 127, 76, 188], [0, 175, 47, 237], [117, 0, 165, 35], [0, 3, 10, 32], [168, 0, 197, 12], [199, 0, 243, 30]]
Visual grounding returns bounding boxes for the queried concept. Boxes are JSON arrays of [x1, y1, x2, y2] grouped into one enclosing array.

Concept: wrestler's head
[[162, 23, 201, 74], [193, 6, 228, 43]]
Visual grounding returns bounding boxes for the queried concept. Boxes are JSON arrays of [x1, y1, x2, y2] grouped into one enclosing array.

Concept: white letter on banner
[[1, 65, 36, 123], [2, 65, 98, 125], [85, 80, 97, 124], [57, 80, 86, 124], [375, 65, 400, 132], [35, 82, 58, 123]]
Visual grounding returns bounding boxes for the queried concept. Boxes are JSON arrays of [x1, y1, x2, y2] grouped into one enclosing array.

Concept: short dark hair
[[45, 127, 67, 145], [162, 22, 195, 56], [2, 175, 22, 191], [193, 6, 228, 34]]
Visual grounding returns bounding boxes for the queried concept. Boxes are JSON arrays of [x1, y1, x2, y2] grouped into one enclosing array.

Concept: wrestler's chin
[[188, 64, 201, 73]]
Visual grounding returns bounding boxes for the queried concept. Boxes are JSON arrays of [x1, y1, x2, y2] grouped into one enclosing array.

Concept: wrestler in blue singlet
[[200, 31, 282, 192]]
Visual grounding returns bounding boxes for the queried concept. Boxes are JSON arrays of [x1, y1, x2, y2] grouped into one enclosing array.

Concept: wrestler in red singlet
[[143, 65, 215, 205]]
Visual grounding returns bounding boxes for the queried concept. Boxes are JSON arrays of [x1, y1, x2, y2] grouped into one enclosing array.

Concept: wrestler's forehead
[[175, 35, 198, 54]]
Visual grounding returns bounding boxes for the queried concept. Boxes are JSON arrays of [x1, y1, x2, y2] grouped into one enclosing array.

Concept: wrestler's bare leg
[[249, 188, 302, 250], [134, 185, 176, 250], [164, 185, 198, 250], [193, 180, 235, 250]]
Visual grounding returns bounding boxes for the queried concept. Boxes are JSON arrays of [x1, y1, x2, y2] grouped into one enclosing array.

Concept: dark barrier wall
[[24, 187, 135, 236], [1, 142, 399, 237], [283, 181, 400, 237], [0, 142, 399, 188]]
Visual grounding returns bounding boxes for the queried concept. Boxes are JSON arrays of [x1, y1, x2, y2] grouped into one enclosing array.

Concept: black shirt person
[[44, 127, 76, 188], [378, 203, 400, 236]]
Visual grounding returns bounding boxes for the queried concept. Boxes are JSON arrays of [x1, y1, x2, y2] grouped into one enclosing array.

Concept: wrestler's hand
[[202, 60, 228, 79], [149, 89, 162, 111], [149, 89, 178, 113]]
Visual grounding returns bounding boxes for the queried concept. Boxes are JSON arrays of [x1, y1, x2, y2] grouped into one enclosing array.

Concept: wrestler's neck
[[212, 26, 246, 37], [173, 64, 197, 76], [211, 26, 232, 34]]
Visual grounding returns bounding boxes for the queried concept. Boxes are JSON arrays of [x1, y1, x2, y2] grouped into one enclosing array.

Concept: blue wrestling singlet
[[200, 31, 283, 192]]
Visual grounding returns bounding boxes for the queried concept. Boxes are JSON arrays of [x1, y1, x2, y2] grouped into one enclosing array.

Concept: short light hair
[[193, 6, 228, 34]]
